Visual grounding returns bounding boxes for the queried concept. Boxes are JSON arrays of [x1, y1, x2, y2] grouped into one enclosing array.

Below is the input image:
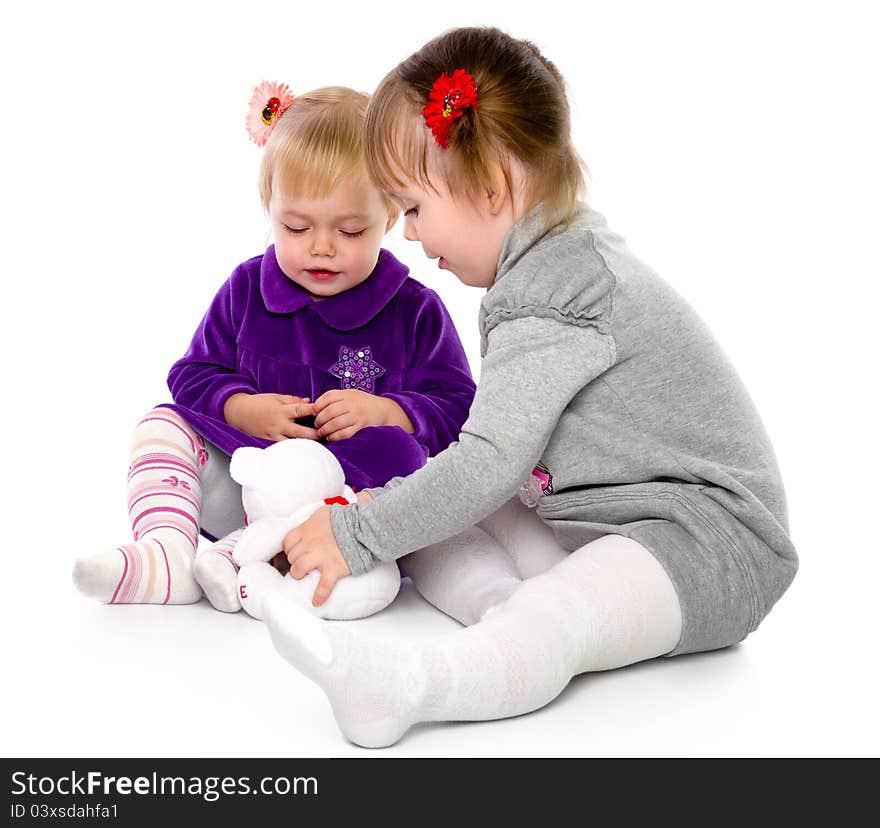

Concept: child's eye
[[340, 229, 366, 238], [283, 224, 308, 234], [404, 207, 418, 217]]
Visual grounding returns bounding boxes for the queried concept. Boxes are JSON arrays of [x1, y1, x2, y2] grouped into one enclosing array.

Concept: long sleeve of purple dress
[[167, 268, 258, 423]]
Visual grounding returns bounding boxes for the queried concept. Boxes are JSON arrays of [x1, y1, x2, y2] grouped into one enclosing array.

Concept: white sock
[[265, 534, 682, 747], [194, 528, 244, 612]]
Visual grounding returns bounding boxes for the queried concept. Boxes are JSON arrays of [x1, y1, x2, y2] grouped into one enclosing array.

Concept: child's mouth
[[307, 269, 339, 281]]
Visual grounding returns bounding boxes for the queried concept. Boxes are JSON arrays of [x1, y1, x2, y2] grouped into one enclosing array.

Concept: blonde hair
[[259, 86, 396, 217], [364, 27, 588, 232]]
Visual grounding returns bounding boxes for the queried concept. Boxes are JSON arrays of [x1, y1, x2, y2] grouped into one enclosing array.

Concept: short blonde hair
[[364, 27, 587, 232], [259, 86, 396, 217]]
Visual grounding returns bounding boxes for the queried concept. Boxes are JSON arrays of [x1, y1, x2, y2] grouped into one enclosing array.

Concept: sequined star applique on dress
[[328, 345, 386, 393]]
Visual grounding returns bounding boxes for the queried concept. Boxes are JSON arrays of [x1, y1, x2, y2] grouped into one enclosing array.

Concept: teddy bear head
[[229, 438, 346, 521]]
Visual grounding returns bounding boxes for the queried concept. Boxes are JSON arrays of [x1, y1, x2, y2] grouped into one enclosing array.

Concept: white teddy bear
[[196, 439, 400, 621]]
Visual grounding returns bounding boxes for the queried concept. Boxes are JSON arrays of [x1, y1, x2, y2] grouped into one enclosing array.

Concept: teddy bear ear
[[229, 446, 263, 487]]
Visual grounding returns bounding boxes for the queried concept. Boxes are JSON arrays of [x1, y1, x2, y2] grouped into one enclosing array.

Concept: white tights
[[264, 497, 683, 747], [399, 496, 572, 625]]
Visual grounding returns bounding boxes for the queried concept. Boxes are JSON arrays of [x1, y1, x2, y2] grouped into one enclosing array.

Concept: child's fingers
[[317, 412, 355, 438], [326, 425, 359, 442], [282, 422, 319, 440], [313, 401, 348, 430], [312, 569, 340, 607], [283, 529, 302, 561], [281, 401, 314, 419], [312, 390, 342, 412], [289, 550, 319, 581]]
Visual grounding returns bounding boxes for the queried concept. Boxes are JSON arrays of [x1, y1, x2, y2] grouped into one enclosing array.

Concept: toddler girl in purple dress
[[73, 83, 475, 611]]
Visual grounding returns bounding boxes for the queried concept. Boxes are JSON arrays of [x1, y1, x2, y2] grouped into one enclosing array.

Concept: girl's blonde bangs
[[267, 131, 363, 201]]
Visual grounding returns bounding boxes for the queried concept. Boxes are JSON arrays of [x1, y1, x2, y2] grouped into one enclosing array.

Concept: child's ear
[[486, 160, 510, 216], [384, 210, 399, 234]]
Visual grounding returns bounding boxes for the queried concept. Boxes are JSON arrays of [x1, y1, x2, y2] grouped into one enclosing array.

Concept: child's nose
[[311, 233, 335, 256]]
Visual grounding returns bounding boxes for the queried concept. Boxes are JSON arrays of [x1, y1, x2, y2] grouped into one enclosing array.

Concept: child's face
[[386, 134, 515, 288], [386, 173, 514, 289], [269, 176, 396, 299]]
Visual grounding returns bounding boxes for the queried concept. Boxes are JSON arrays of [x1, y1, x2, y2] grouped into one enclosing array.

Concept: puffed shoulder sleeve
[[167, 266, 258, 420], [479, 225, 616, 349], [380, 288, 476, 456]]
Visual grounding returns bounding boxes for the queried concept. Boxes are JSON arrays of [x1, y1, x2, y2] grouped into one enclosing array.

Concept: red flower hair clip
[[423, 69, 478, 149], [246, 80, 295, 146]]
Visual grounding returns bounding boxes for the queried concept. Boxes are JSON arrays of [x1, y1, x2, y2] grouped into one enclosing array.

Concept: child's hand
[[223, 393, 318, 441], [283, 505, 351, 606], [312, 389, 414, 441]]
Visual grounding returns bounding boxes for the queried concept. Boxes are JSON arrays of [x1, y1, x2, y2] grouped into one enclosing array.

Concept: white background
[[2, 0, 877, 757]]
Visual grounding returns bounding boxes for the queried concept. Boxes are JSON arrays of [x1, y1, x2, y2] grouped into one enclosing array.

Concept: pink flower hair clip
[[246, 80, 295, 146]]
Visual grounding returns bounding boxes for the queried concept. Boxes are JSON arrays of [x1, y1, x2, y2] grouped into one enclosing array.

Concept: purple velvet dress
[[160, 246, 476, 499]]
